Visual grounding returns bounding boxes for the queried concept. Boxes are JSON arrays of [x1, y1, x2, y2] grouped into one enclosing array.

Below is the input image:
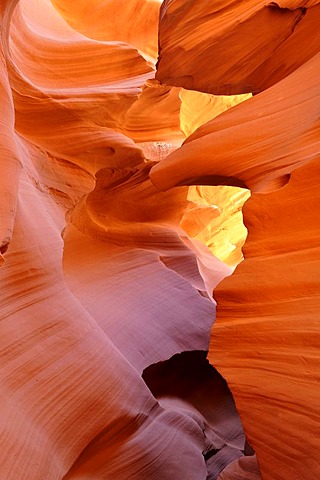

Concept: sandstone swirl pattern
[[0, 0, 319, 479], [152, 1, 320, 479]]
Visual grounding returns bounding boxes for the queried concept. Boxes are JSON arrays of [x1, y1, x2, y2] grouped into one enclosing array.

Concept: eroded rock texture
[[0, 0, 319, 479], [152, 1, 320, 480], [157, 0, 320, 94]]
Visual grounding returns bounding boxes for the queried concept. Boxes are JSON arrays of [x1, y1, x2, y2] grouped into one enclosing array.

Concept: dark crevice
[[197, 289, 211, 299], [0, 241, 10, 255], [243, 439, 255, 456], [204, 448, 221, 461], [142, 351, 257, 479], [143, 351, 226, 399], [175, 175, 249, 189]]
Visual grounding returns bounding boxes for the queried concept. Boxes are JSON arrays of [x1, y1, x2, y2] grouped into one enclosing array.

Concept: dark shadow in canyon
[[143, 350, 257, 479]]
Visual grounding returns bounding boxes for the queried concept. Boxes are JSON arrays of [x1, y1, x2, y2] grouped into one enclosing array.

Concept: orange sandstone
[[0, 0, 319, 479]]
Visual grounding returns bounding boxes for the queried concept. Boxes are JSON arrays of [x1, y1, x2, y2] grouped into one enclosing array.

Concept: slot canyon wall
[[0, 0, 319, 479]]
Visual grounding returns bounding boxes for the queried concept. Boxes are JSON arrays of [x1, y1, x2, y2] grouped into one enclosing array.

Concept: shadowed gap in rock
[[142, 351, 258, 479]]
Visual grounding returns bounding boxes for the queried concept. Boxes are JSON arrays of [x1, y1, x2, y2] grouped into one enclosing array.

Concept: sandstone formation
[[211, 158, 320, 480], [157, 0, 320, 94], [0, 0, 319, 479], [151, 1, 320, 479]]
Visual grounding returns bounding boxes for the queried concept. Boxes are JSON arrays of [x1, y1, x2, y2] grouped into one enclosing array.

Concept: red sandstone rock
[[151, 51, 320, 193], [151, 7, 320, 479], [1, 0, 319, 479], [51, 0, 162, 59], [210, 158, 320, 480], [0, 1, 247, 478], [157, 0, 320, 94], [217, 455, 261, 480]]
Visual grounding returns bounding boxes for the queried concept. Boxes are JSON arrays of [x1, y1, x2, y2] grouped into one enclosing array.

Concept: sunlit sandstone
[[152, 2, 320, 479], [0, 0, 319, 479]]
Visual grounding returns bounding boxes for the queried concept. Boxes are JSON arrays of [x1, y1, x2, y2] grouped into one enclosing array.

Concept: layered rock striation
[[0, 0, 319, 479], [152, 1, 320, 479]]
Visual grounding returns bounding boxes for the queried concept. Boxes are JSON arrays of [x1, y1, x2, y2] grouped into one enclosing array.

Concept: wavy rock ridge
[[153, 1, 320, 479], [0, 0, 319, 479]]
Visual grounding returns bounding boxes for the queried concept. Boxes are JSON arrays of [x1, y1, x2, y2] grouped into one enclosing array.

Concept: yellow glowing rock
[[180, 90, 251, 138], [181, 186, 250, 267]]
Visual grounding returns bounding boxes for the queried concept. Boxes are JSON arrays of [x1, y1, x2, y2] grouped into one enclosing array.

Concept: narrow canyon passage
[[0, 1, 319, 479], [143, 351, 257, 479]]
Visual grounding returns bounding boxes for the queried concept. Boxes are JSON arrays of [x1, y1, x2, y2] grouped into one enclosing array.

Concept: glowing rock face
[[51, 0, 162, 59], [179, 90, 252, 138], [0, 0, 319, 479], [181, 186, 251, 268]]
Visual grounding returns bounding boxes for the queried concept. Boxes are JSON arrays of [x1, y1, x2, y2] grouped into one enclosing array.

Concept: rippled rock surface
[[0, 1, 319, 479]]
